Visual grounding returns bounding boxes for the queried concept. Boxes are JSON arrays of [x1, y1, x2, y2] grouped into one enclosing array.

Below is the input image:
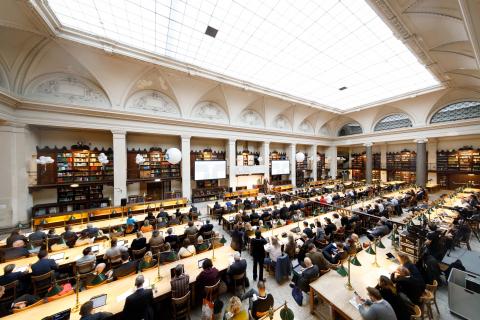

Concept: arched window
[[338, 123, 362, 136], [374, 114, 412, 131], [430, 101, 480, 124]]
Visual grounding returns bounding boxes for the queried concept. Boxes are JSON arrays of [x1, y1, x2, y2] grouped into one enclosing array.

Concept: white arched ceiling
[[125, 90, 181, 118], [298, 119, 314, 134], [191, 101, 229, 124], [0, 57, 9, 90], [271, 114, 292, 131], [372, 106, 416, 130], [24, 72, 111, 108], [221, 85, 259, 121], [239, 109, 265, 128], [427, 87, 480, 122]]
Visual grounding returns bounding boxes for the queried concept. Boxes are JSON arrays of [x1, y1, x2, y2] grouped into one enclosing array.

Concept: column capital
[[181, 135, 191, 140], [289, 143, 296, 148], [228, 138, 236, 144], [414, 138, 428, 143], [262, 140, 270, 145], [363, 142, 373, 147], [111, 129, 126, 136]]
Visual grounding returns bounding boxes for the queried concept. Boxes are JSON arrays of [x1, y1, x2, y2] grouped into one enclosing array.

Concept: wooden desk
[[3, 246, 236, 320], [272, 185, 294, 193], [464, 188, 480, 193], [309, 235, 398, 320], [224, 189, 260, 200], [0, 221, 204, 275]]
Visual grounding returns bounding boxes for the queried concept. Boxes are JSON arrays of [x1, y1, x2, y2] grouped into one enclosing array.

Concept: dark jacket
[[198, 224, 214, 235], [31, 258, 58, 276], [228, 259, 247, 277], [393, 275, 423, 305], [28, 231, 46, 242], [378, 287, 411, 320], [80, 312, 113, 320], [297, 265, 319, 292], [251, 293, 274, 320], [112, 261, 137, 279], [130, 238, 147, 251], [196, 267, 220, 288], [250, 237, 267, 260], [0, 271, 29, 293], [122, 288, 154, 320], [1, 247, 30, 262], [6, 234, 28, 247]]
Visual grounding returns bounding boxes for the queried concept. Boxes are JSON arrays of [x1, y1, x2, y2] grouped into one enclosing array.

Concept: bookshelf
[[437, 147, 480, 188], [386, 150, 417, 183], [127, 148, 181, 181], [295, 152, 310, 187], [191, 149, 227, 202], [236, 150, 259, 166], [351, 153, 365, 181], [317, 153, 326, 179]]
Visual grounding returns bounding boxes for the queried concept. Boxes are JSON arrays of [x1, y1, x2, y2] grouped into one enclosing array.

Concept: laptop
[[49, 252, 65, 262], [117, 240, 128, 247], [90, 245, 100, 253], [293, 264, 303, 274], [290, 227, 301, 233], [41, 308, 71, 320], [90, 294, 107, 309], [198, 258, 207, 269]]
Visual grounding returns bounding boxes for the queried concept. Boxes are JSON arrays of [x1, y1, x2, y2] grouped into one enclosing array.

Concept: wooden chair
[[0, 280, 18, 306], [171, 291, 191, 320], [132, 247, 147, 260], [410, 305, 422, 320], [420, 290, 434, 320], [11, 299, 44, 313], [425, 280, 439, 314], [75, 260, 96, 275], [187, 233, 198, 245], [202, 230, 213, 240], [107, 254, 122, 270], [150, 244, 162, 255], [204, 280, 221, 302], [31, 271, 54, 297], [232, 272, 246, 295]]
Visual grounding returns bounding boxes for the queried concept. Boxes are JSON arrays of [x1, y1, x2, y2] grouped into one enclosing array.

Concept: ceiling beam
[[458, 0, 480, 68]]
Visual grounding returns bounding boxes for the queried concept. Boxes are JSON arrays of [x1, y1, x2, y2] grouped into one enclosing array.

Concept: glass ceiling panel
[[46, 0, 440, 111]]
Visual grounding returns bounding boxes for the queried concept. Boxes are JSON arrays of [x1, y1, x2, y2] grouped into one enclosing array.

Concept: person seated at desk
[[61, 225, 78, 248], [264, 237, 282, 268], [159, 242, 178, 263], [165, 228, 179, 246], [196, 258, 219, 299], [184, 221, 198, 236], [235, 197, 242, 205], [213, 201, 221, 211], [82, 223, 99, 238], [323, 217, 337, 239], [76, 247, 106, 275], [74, 231, 93, 247], [178, 238, 196, 258], [130, 231, 147, 251], [0, 264, 29, 295], [390, 266, 423, 305], [103, 238, 128, 263], [31, 249, 58, 276], [107, 251, 137, 280], [11, 294, 41, 312], [314, 220, 326, 243], [189, 205, 199, 220], [322, 242, 347, 264], [325, 194, 333, 204], [306, 243, 335, 271], [198, 219, 214, 238], [170, 264, 189, 298], [367, 217, 390, 241], [271, 206, 280, 219], [227, 252, 247, 284], [126, 214, 137, 233], [1, 244, 30, 262], [140, 219, 153, 233], [302, 221, 314, 238], [148, 230, 164, 247], [396, 252, 424, 289], [250, 210, 260, 225], [279, 204, 289, 220], [28, 226, 46, 243], [355, 286, 398, 320], [122, 275, 154, 320], [319, 196, 327, 205], [138, 251, 157, 271], [225, 200, 233, 209], [224, 296, 248, 320], [243, 198, 252, 210], [6, 229, 28, 248], [79, 300, 113, 320], [242, 281, 274, 320], [195, 236, 210, 252], [346, 233, 362, 254], [260, 209, 272, 223], [144, 211, 156, 225], [291, 257, 319, 293], [156, 207, 168, 219], [376, 275, 413, 320]]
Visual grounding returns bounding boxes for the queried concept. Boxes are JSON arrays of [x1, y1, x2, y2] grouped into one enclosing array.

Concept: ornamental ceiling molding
[[24, 72, 110, 108], [272, 114, 292, 131], [191, 101, 229, 124], [125, 89, 180, 117], [298, 120, 314, 134], [239, 109, 264, 127]]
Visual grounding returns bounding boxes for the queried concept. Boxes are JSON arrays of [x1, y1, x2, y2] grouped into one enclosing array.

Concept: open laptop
[[292, 264, 303, 275], [90, 244, 100, 254], [117, 239, 128, 247], [41, 308, 71, 320], [90, 294, 107, 309], [49, 252, 65, 262], [198, 258, 207, 269]]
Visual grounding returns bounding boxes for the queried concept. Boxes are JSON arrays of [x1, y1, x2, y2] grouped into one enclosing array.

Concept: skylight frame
[[42, 0, 442, 112]]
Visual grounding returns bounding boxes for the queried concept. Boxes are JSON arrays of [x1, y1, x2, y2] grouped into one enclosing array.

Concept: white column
[[0, 123, 29, 227], [181, 136, 191, 200], [380, 143, 387, 182], [415, 139, 428, 187], [262, 141, 270, 183], [311, 144, 318, 181], [289, 143, 296, 187], [227, 139, 237, 191], [427, 139, 437, 185], [365, 142, 373, 184], [327, 146, 337, 179], [112, 130, 127, 206]]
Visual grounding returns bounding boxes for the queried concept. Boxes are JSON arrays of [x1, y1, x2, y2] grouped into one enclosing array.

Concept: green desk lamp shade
[[68, 215, 76, 222], [336, 265, 348, 277], [280, 305, 294, 320], [220, 236, 227, 244], [46, 283, 63, 297], [366, 245, 376, 255], [40, 219, 48, 225], [111, 210, 116, 215], [350, 255, 362, 266], [376, 239, 385, 249], [89, 273, 107, 286]]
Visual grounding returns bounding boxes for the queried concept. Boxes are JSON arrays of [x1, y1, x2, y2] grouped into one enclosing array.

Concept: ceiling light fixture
[[205, 26, 218, 38], [339, 86, 347, 91]]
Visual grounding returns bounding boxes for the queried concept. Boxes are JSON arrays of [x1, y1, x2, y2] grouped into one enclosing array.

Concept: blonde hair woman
[[224, 296, 248, 320], [138, 251, 157, 271]]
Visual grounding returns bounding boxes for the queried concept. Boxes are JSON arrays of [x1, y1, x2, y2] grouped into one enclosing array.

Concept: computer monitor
[[49, 252, 65, 262], [197, 258, 207, 269], [90, 294, 107, 309]]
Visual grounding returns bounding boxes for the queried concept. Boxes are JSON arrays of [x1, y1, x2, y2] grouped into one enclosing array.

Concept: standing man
[[250, 230, 267, 282], [122, 275, 154, 319]]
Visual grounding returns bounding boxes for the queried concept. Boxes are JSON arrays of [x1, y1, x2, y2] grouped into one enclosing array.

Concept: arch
[[191, 101, 229, 124], [373, 113, 413, 132], [125, 89, 181, 117], [0, 59, 8, 90], [24, 72, 111, 108], [272, 114, 292, 131], [338, 122, 363, 136], [298, 120, 314, 134], [430, 101, 480, 124], [239, 109, 264, 127]]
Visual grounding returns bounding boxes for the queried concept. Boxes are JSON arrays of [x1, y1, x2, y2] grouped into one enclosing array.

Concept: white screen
[[195, 161, 226, 180], [271, 160, 290, 175]]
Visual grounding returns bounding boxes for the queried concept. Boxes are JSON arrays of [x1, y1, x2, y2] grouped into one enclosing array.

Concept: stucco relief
[[298, 120, 314, 133], [272, 114, 291, 130], [25, 73, 110, 108], [240, 109, 263, 127], [191, 102, 228, 123], [126, 90, 180, 116]]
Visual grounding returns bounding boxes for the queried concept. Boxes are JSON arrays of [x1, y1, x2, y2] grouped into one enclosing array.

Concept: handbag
[[292, 286, 303, 306], [201, 298, 214, 320]]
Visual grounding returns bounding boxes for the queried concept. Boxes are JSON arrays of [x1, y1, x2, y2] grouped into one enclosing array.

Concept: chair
[[204, 280, 221, 302], [107, 254, 122, 270], [187, 233, 198, 245], [410, 305, 422, 320], [150, 244, 162, 255], [31, 271, 54, 297], [425, 280, 439, 314], [171, 291, 191, 320], [420, 290, 434, 320], [0, 280, 18, 306], [132, 247, 147, 260], [232, 272, 246, 295], [11, 299, 44, 313], [202, 230, 213, 240], [75, 260, 96, 275]]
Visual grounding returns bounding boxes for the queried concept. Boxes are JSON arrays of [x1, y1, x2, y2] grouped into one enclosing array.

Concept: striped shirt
[[171, 274, 190, 298]]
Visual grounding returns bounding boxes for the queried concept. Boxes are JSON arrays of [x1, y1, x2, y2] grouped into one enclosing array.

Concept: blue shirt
[[126, 217, 136, 225]]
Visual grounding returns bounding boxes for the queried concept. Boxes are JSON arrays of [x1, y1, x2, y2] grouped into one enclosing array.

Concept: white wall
[[127, 133, 180, 150], [236, 175, 264, 189], [191, 137, 226, 152]]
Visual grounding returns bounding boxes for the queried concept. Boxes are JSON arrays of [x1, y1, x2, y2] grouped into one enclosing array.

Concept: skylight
[[45, 0, 441, 111]]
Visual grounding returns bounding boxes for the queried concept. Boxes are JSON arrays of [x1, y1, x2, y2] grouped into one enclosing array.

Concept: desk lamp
[[365, 241, 378, 267], [345, 254, 362, 290]]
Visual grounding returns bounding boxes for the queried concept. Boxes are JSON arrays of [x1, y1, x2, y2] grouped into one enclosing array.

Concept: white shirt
[[326, 195, 333, 204], [264, 243, 283, 262], [378, 203, 384, 213], [333, 218, 342, 228]]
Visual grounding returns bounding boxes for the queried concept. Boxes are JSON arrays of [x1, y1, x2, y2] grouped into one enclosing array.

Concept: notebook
[[49, 252, 65, 262], [90, 294, 107, 309]]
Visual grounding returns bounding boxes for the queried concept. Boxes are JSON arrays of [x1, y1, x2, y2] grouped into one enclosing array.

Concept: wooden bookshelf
[[236, 150, 259, 166], [385, 150, 417, 183], [317, 153, 326, 180], [127, 148, 181, 181], [296, 152, 310, 187], [351, 153, 365, 180], [437, 147, 480, 188]]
